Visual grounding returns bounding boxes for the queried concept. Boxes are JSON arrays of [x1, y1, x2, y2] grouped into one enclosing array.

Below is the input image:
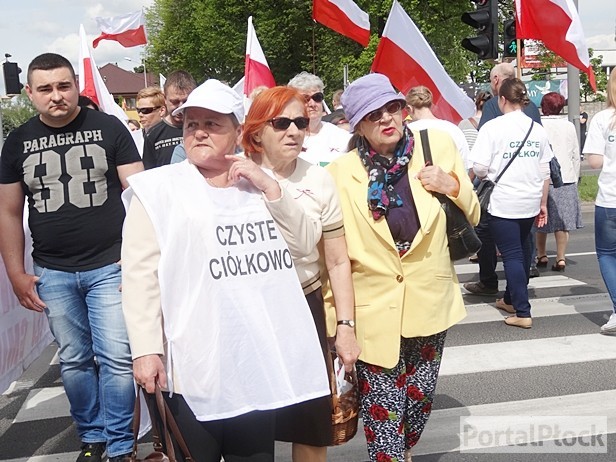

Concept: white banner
[[0, 218, 52, 394]]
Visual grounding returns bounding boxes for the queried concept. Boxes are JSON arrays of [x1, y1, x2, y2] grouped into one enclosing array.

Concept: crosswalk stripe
[[414, 389, 616, 456], [439, 333, 616, 376], [2, 442, 157, 462], [455, 251, 598, 275], [460, 293, 611, 325], [13, 387, 70, 423], [459, 274, 586, 293]]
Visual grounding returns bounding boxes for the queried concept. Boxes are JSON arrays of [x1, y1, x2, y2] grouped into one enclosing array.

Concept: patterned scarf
[[357, 126, 414, 220]]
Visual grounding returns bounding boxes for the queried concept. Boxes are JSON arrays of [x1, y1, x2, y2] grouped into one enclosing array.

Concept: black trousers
[[155, 392, 275, 462]]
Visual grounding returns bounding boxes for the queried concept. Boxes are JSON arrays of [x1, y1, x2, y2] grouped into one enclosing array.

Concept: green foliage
[[578, 174, 598, 202], [1, 92, 37, 138], [581, 50, 608, 102], [144, 0, 478, 101]]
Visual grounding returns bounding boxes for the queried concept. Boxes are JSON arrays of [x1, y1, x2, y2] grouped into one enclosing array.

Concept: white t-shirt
[[470, 110, 553, 219], [299, 121, 351, 167], [408, 118, 471, 168], [458, 116, 480, 150], [583, 108, 616, 207]]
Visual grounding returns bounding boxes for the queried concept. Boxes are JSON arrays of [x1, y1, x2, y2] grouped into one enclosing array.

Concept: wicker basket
[[328, 354, 360, 446]]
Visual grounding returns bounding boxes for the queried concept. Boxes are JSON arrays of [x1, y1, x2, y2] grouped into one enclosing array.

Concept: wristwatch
[[337, 320, 355, 328]]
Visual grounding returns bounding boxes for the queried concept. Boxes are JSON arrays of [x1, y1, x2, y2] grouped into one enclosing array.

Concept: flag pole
[[567, 0, 581, 139], [312, 20, 316, 75], [516, 39, 521, 79], [143, 58, 147, 87]]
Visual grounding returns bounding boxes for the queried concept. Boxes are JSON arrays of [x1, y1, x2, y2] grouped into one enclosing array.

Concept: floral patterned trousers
[[356, 331, 447, 462]]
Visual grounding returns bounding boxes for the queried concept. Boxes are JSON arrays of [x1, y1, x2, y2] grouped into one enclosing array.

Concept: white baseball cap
[[172, 79, 245, 123]]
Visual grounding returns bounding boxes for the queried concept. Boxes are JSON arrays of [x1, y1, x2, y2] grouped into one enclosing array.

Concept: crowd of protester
[[0, 50, 614, 462]]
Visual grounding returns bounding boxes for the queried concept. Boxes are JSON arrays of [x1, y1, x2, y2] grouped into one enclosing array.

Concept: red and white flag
[[79, 25, 128, 122], [92, 10, 147, 49], [244, 16, 275, 98], [515, 0, 595, 90], [371, 1, 474, 124], [312, 0, 370, 47]]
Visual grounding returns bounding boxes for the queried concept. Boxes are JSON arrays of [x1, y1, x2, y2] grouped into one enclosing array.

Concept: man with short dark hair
[[142, 70, 196, 168], [0, 53, 143, 462]]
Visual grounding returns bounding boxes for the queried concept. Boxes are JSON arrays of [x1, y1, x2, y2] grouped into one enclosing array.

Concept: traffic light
[[503, 19, 520, 58], [3, 61, 24, 96], [461, 0, 499, 60]]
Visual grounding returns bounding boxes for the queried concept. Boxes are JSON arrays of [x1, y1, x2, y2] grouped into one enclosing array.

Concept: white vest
[[127, 161, 329, 421]]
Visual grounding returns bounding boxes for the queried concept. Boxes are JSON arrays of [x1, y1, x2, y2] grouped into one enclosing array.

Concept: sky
[[0, 0, 614, 96]]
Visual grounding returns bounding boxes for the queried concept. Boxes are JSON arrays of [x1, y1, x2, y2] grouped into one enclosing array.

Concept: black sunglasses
[[365, 101, 404, 122], [269, 117, 310, 130], [303, 92, 324, 103], [136, 106, 161, 114]]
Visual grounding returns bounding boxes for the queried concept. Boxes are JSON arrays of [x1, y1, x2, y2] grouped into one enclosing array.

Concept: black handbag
[[549, 156, 564, 188], [476, 121, 535, 214], [419, 129, 481, 261]]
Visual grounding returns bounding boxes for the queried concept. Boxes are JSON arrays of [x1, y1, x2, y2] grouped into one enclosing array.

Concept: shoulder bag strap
[[494, 120, 534, 184], [419, 129, 447, 203], [154, 384, 194, 461], [419, 129, 433, 166]]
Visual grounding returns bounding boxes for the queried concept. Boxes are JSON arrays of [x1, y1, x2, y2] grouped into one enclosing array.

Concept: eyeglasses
[[364, 101, 404, 122], [269, 117, 310, 130], [136, 106, 161, 114], [302, 92, 324, 103]]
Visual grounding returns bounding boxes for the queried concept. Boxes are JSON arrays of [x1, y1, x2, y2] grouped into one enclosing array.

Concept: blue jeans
[[489, 216, 535, 317], [34, 262, 134, 457], [476, 213, 498, 289], [595, 206, 616, 313]]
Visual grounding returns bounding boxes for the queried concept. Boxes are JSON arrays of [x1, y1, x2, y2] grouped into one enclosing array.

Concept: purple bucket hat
[[340, 73, 406, 132]]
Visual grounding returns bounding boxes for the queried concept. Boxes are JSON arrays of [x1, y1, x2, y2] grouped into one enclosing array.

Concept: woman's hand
[[226, 155, 282, 200], [335, 328, 361, 372], [535, 204, 548, 228], [417, 165, 459, 197], [133, 354, 167, 393]]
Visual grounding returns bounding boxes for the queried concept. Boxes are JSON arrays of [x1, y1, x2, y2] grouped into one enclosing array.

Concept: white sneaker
[[600, 312, 616, 334]]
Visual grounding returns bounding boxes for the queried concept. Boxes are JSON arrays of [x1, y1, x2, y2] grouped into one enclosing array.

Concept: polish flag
[[312, 0, 370, 47], [79, 25, 128, 122], [92, 10, 147, 49], [244, 16, 275, 98], [515, 0, 596, 91], [371, 1, 474, 124]]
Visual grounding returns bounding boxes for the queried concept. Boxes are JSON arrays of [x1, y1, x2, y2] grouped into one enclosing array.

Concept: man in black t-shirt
[[0, 53, 143, 462], [142, 70, 196, 169]]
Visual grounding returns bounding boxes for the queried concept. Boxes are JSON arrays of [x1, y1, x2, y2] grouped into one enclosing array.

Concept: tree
[[144, 0, 478, 101], [581, 50, 607, 102], [1, 92, 37, 138]]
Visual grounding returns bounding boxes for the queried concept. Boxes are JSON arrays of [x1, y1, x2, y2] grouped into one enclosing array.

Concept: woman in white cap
[[120, 79, 330, 461], [324, 73, 479, 462]]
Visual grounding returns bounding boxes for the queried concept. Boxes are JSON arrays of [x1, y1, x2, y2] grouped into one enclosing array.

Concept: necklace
[[205, 176, 229, 188]]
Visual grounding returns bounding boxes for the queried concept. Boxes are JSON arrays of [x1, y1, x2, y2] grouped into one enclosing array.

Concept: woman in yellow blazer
[[324, 74, 480, 462]]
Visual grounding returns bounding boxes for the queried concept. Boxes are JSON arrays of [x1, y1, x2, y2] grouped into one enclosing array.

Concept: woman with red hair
[[535, 92, 582, 272], [243, 86, 360, 462]]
